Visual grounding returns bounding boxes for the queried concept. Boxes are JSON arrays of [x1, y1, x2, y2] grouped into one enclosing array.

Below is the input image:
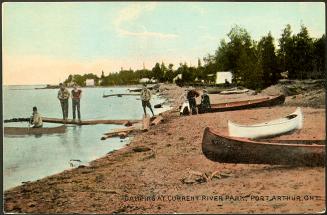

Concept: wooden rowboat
[[202, 127, 325, 166], [204, 95, 285, 113], [228, 107, 303, 139], [4, 125, 66, 135]]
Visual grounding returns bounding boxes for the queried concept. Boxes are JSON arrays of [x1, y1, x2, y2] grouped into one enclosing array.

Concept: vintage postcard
[[3, 1, 325, 214]]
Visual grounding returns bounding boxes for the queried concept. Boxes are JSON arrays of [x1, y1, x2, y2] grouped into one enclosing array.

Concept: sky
[[2, 2, 325, 85]]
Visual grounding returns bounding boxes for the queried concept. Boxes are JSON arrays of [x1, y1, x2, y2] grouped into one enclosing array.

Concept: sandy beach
[[4, 84, 325, 214]]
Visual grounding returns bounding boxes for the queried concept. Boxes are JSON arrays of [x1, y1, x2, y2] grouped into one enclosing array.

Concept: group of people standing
[[29, 83, 82, 128], [29, 82, 154, 128], [185, 89, 211, 115], [57, 83, 82, 122]]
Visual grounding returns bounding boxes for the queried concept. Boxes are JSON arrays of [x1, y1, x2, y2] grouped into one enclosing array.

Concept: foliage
[[64, 24, 325, 89]]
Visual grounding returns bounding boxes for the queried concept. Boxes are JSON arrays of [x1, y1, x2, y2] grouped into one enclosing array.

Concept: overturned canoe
[[4, 125, 66, 135], [206, 95, 285, 112], [202, 127, 325, 166], [228, 107, 303, 139]]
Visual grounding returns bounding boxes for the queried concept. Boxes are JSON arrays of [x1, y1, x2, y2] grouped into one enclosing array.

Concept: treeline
[[64, 24, 325, 90]]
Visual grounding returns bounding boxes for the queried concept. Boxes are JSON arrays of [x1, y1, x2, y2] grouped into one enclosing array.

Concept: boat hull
[[4, 125, 66, 135], [228, 107, 303, 139], [202, 127, 325, 166], [206, 95, 285, 113]]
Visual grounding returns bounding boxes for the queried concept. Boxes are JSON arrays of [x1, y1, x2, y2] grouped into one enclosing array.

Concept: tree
[[278, 24, 293, 74], [152, 63, 164, 82], [164, 64, 175, 83], [313, 34, 326, 78], [258, 32, 280, 86], [293, 25, 314, 79]]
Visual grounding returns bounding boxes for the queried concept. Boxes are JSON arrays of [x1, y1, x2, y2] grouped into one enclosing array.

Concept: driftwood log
[[41, 117, 139, 126], [151, 115, 164, 126], [142, 115, 151, 131], [101, 127, 136, 140]]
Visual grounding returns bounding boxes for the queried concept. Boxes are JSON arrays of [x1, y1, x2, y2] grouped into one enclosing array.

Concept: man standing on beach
[[140, 83, 155, 117], [57, 83, 70, 121], [187, 88, 199, 115], [71, 84, 82, 123]]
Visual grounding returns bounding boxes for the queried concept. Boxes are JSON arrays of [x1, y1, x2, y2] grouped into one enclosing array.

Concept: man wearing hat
[[140, 83, 154, 116], [199, 89, 211, 113], [30, 106, 43, 128], [57, 83, 70, 121]]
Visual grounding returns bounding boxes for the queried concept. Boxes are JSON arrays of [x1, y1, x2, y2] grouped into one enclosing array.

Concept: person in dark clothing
[[71, 84, 82, 123], [200, 89, 211, 113], [187, 89, 199, 115]]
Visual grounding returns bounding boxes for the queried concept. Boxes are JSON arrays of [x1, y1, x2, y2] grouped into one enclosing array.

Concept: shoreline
[[4, 84, 325, 213]]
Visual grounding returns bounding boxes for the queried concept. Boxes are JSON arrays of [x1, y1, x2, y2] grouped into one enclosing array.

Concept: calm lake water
[[3, 85, 170, 190]]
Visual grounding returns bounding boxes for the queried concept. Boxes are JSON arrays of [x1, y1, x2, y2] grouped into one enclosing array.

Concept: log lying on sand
[[101, 126, 138, 140], [104, 127, 136, 136], [151, 115, 164, 126], [42, 117, 140, 126], [142, 115, 151, 131]]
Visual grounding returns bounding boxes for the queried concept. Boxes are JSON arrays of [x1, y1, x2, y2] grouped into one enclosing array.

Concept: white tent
[[139, 78, 150, 83], [216, 71, 232, 84], [86, 79, 95, 86], [173, 74, 182, 83]]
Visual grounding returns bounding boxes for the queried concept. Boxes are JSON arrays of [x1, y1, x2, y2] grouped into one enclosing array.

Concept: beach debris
[[101, 127, 136, 140], [69, 159, 89, 168], [150, 115, 164, 126], [142, 115, 151, 131], [140, 152, 156, 161], [95, 174, 105, 183], [21, 181, 31, 185], [181, 170, 208, 184], [132, 146, 151, 152], [181, 170, 234, 184], [154, 103, 163, 108]]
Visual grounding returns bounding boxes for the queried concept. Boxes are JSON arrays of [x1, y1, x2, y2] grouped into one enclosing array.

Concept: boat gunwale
[[4, 125, 66, 135], [210, 95, 282, 108], [205, 127, 325, 149]]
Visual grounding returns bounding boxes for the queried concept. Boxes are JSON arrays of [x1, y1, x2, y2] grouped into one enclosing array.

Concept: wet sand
[[4, 85, 325, 213]]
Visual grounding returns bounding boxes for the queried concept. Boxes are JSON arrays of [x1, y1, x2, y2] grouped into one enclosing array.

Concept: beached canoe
[[228, 107, 303, 139], [203, 95, 285, 113], [4, 125, 66, 135], [202, 127, 325, 166]]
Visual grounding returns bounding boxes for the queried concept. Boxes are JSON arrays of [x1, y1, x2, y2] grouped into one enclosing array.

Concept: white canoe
[[180, 100, 190, 115], [228, 107, 303, 139]]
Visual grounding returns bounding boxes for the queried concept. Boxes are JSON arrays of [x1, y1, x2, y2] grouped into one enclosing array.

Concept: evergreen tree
[[258, 32, 280, 86]]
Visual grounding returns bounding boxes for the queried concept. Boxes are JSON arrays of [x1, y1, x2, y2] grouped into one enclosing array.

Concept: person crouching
[[30, 106, 43, 128]]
